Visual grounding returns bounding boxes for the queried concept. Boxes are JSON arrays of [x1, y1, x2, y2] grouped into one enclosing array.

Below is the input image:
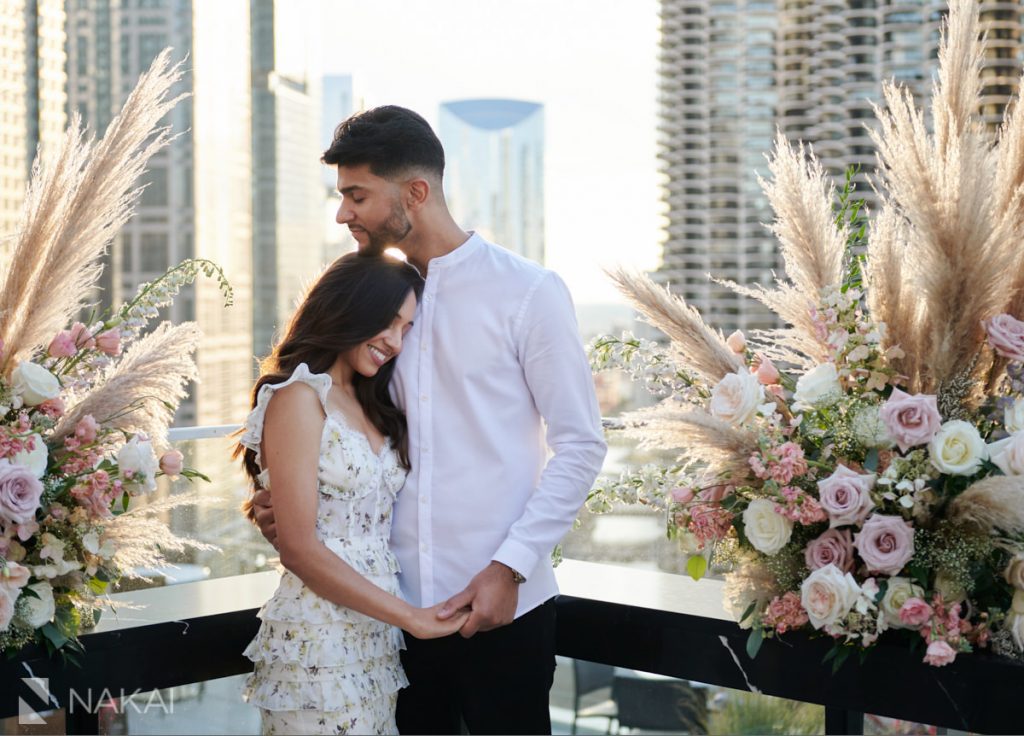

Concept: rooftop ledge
[[2, 560, 1023, 735]]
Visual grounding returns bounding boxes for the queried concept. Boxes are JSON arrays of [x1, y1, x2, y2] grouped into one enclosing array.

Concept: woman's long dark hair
[[236, 252, 423, 520]]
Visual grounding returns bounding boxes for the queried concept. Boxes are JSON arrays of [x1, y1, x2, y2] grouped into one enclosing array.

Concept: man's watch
[[509, 567, 526, 584]]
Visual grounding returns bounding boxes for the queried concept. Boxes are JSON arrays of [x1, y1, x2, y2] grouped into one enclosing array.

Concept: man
[[253, 105, 606, 734]]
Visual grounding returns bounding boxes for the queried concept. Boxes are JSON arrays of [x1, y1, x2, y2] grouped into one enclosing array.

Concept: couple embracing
[[234, 106, 607, 735]]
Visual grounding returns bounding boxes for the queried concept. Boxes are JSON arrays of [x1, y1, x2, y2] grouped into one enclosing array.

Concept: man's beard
[[361, 200, 412, 256]]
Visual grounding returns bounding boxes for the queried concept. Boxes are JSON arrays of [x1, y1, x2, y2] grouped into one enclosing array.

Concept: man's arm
[[439, 271, 607, 635]]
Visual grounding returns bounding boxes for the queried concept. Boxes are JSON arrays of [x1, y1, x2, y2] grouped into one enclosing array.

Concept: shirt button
[[420, 395, 428, 402], [420, 495, 427, 504], [420, 543, 428, 552], [423, 447, 430, 454], [421, 343, 427, 352]]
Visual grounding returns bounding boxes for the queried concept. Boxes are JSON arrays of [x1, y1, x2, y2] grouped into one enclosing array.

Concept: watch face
[[512, 570, 526, 584]]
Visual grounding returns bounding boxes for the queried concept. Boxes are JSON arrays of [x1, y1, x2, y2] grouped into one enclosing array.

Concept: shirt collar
[[427, 231, 483, 271]]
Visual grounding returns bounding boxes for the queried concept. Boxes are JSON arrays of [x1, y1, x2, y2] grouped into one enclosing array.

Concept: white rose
[[988, 432, 1024, 476], [878, 576, 924, 629], [1008, 612, 1024, 652], [117, 436, 158, 492], [1006, 399, 1024, 434], [742, 497, 794, 555], [929, 420, 987, 476], [1004, 553, 1024, 589], [800, 564, 861, 630], [11, 362, 60, 406], [793, 363, 843, 409], [11, 434, 48, 478], [709, 371, 763, 426], [18, 582, 55, 628]]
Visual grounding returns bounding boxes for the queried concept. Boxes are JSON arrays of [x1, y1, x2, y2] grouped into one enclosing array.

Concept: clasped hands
[[252, 489, 517, 638]]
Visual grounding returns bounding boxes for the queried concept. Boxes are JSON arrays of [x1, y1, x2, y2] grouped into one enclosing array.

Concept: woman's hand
[[405, 602, 470, 640]]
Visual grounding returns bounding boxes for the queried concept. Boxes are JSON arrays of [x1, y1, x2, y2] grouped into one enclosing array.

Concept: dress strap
[[238, 363, 332, 468]]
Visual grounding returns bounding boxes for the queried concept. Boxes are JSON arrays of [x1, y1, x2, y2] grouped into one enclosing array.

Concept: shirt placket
[[417, 266, 438, 605]]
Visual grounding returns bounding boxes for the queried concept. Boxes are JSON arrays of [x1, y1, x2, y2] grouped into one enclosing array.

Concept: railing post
[[825, 706, 864, 735]]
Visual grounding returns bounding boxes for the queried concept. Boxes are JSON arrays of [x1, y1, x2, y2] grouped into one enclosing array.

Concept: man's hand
[[252, 488, 278, 549], [437, 561, 519, 638]]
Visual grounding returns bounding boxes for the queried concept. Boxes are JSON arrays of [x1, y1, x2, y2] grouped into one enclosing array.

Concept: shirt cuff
[[492, 539, 539, 582]]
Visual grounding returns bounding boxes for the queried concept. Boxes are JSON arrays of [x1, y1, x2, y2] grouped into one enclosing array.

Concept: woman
[[235, 253, 466, 735]]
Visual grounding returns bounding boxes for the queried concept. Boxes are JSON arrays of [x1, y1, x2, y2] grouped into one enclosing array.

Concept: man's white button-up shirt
[[390, 233, 607, 618]]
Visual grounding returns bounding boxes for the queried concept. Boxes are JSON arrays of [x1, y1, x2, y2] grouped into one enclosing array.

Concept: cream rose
[[18, 581, 55, 628], [793, 363, 842, 409], [1006, 399, 1024, 434], [988, 432, 1024, 476], [1008, 612, 1024, 652], [11, 434, 47, 479], [742, 497, 794, 555], [879, 576, 925, 629], [11, 362, 60, 407], [709, 371, 763, 426], [800, 564, 860, 629], [117, 436, 158, 492], [1004, 553, 1024, 589], [929, 420, 987, 476]]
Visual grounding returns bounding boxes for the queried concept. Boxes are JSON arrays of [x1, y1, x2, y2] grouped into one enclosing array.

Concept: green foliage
[[708, 690, 825, 735], [687, 555, 708, 581], [835, 165, 868, 293]]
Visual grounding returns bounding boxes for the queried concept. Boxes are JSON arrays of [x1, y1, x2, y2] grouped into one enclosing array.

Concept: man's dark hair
[[322, 105, 445, 180]]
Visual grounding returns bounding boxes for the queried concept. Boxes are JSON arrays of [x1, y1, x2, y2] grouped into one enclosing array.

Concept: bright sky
[[319, 0, 663, 305]]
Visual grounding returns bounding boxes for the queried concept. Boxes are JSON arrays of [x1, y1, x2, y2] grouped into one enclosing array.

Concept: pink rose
[[697, 484, 732, 503], [754, 355, 780, 385], [923, 639, 957, 666], [0, 460, 43, 525], [0, 588, 15, 631], [38, 397, 65, 418], [0, 560, 29, 594], [159, 450, 184, 478], [984, 314, 1024, 362], [726, 330, 746, 354], [804, 528, 855, 572], [69, 322, 96, 350], [47, 331, 77, 358], [817, 465, 876, 527], [75, 415, 100, 444], [854, 514, 915, 575], [95, 328, 121, 356], [879, 388, 943, 452], [899, 597, 933, 626]]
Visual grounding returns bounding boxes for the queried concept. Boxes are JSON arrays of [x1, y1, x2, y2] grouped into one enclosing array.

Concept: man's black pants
[[396, 598, 557, 735]]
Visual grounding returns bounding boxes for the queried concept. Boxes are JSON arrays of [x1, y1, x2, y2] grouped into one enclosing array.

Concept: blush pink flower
[[670, 487, 694, 504], [854, 514, 915, 575], [75, 415, 100, 444], [899, 597, 933, 626], [37, 397, 65, 418], [69, 322, 96, 350], [0, 588, 15, 631], [923, 639, 957, 666], [726, 330, 746, 354], [47, 331, 77, 358], [159, 450, 184, 478], [984, 314, 1024, 362], [880, 388, 944, 453], [804, 528, 855, 572], [762, 591, 809, 634], [687, 503, 734, 548], [774, 486, 827, 525], [95, 328, 122, 356], [0, 460, 43, 526], [817, 465, 876, 527], [753, 355, 780, 385]]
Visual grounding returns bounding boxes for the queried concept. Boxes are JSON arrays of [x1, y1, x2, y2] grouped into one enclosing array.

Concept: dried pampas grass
[[624, 406, 757, 482], [0, 50, 184, 373], [947, 475, 1024, 536], [52, 322, 200, 450], [608, 268, 742, 383]]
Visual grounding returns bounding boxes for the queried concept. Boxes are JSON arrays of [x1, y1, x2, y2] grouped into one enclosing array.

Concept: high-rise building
[[438, 99, 545, 264], [657, 0, 1024, 332], [657, 0, 780, 332], [251, 0, 324, 360], [0, 0, 65, 242], [320, 74, 360, 259], [65, 0, 254, 432]]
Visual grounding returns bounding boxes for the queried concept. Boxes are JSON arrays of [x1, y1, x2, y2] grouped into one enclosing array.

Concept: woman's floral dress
[[238, 363, 408, 735]]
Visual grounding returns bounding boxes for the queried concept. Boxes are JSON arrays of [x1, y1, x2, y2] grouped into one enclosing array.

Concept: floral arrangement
[[590, 0, 1024, 669], [0, 51, 230, 659]]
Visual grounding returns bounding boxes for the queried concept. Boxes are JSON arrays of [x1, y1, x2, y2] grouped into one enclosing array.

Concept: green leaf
[[746, 627, 764, 660], [864, 448, 880, 472], [831, 646, 852, 674], [88, 577, 109, 595], [740, 601, 757, 625], [40, 622, 69, 650], [686, 555, 708, 581]]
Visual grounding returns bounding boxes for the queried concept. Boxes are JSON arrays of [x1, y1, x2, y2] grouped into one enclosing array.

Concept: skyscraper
[[657, 0, 1024, 332], [438, 99, 545, 264], [320, 74, 360, 259], [64, 0, 254, 431], [657, 0, 780, 332], [251, 0, 324, 360], [0, 0, 65, 241]]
